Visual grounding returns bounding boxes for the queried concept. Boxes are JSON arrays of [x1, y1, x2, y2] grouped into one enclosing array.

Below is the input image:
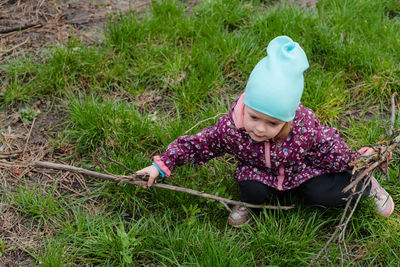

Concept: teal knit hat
[[244, 36, 309, 122]]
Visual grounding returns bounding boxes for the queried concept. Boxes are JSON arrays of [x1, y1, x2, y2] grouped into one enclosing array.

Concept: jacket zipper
[[264, 141, 285, 190]]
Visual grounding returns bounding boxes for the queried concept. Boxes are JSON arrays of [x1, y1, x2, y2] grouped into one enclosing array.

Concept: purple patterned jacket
[[154, 94, 354, 190]]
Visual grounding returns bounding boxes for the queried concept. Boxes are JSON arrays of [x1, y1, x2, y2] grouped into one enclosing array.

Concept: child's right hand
[[358, 147, 392, 174], [136, 165, 160, 188]]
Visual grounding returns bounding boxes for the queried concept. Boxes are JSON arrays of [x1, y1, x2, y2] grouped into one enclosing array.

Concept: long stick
[[34, 161, 294, 210]]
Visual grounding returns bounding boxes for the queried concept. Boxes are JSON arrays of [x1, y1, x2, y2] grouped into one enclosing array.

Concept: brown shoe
[[228, 206, 250, 228]]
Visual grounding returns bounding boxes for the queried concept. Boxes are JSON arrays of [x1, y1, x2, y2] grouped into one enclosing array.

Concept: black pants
[[239, 171, 371, 207]]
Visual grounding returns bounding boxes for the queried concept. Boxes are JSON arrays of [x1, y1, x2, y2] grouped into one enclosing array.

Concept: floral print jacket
[[154, 94, 354, 190]]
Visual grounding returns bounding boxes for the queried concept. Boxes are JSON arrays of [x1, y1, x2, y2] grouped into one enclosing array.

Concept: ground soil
[[0, 0, 152, 60], [0, 1, 153, 266], [0, 0, 316, 61]]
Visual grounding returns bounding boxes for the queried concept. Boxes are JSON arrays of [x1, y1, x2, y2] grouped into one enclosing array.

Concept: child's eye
[[250, 116, 258, 120]]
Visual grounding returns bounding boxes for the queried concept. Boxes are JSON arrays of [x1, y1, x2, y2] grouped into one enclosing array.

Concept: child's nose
[[255, 123, 268, 133]]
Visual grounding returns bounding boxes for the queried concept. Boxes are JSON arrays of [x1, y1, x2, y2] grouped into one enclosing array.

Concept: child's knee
[[302, 191, 347, 207], [239, 180, 277, 205]]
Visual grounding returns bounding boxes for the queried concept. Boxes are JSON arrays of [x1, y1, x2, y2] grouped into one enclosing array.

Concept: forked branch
[[34, 161, 294, 211]]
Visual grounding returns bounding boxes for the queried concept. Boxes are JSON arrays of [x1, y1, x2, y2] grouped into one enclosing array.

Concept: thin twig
[[23, 118, 36, 154], [0, 150, 24, 156], [308, 191, 355, 266], [183, 113, 225, 135], [395, 167, 400, 187], [389, 92, 398, 136], [339, 244, 344, 267], [94, 147, 183, 187], [96, 147, 134, 173], [342, 161, 381, 193], [0, 23, 41, 34], [338, 177, 370, 243], [0, 37, 29, 54], [222, 201, 232, 212], [34, 161, 295, 211]]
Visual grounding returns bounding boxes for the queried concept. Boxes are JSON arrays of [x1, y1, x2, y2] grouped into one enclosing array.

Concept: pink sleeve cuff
[[153, 156, 172, 177]]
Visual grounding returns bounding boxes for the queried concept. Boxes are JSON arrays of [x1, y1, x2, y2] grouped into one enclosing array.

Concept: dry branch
[[0, 23, 41, 34], [309, 93, 400, 266], [0, 37, 29, 55], [94, 147, 134, 173], [34, 161, 295, 211], [390, 93, 398, 136]]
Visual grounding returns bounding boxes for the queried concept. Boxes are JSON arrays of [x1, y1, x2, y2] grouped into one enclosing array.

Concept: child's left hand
[[136, 165, 160, 188]]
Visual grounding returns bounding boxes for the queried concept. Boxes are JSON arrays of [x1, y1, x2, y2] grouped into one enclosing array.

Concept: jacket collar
[[232, 93, 245, 129]]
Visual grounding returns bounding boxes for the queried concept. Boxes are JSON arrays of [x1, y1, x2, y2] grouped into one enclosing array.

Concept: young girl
[[137, 36, 394, 227]]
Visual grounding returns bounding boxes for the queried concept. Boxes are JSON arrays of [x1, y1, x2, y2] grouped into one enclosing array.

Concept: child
[[137, 36, 394, 227]]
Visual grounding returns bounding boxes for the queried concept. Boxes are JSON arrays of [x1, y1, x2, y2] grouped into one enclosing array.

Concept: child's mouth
[[253, 133, 265, 139]]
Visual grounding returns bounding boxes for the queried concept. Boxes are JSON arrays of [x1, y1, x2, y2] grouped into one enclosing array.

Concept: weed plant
[[1, 0, 400, 265]]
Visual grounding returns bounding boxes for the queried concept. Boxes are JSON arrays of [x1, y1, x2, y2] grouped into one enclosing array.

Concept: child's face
[[243, 105, 286, 142]]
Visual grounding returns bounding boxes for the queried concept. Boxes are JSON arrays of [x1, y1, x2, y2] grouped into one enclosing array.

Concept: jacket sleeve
[[306, 118, 355, 173], [153, 115, 231, 176]]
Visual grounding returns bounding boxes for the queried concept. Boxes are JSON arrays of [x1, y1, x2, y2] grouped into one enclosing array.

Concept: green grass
[[1, 0, 400, 265], [2, 181, 66, 226]]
